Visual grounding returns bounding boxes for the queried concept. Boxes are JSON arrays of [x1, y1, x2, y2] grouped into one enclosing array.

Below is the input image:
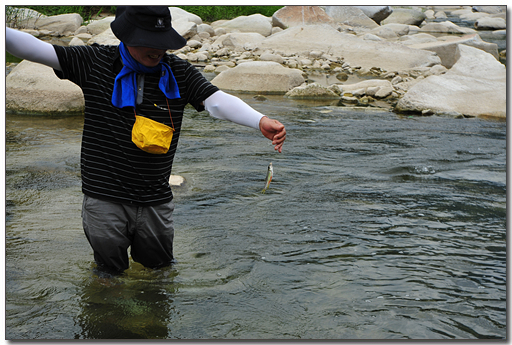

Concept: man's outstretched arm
[[6, 27, 62, 70], [204, 90, 286, 152]]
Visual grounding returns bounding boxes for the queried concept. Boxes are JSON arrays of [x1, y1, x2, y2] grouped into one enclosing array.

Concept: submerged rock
[[169, 175, 185, 187]]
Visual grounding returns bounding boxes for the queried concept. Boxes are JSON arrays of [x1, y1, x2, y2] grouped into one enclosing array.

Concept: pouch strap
[[165, 98, 174, 130], [133, 98, 175, 130]]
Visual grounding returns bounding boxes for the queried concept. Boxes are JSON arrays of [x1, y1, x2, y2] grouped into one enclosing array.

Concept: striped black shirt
[[53, 44, 219, 206]]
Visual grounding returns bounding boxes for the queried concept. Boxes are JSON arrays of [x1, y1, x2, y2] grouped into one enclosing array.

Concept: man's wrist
[[259, 116, 269, 130]]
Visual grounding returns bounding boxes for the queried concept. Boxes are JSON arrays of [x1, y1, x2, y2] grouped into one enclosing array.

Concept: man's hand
[[259, 116, 286, 153]]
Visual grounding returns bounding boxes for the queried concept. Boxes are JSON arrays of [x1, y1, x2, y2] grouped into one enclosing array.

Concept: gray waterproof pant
[[82, 195, 175, 274]]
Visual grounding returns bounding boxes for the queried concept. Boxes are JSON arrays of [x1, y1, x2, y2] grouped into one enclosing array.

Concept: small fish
[[261, 162, 273, 193]]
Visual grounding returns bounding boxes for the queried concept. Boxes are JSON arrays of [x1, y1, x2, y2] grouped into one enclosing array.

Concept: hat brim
[[111, 13, 187, 50]]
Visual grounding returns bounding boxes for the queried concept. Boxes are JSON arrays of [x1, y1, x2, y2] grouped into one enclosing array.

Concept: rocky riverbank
[[5, 5, 507, 119]]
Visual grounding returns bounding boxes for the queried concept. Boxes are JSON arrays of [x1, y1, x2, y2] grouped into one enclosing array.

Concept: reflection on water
[[5, 99, 506, 339], [76, 265, 178, 339]]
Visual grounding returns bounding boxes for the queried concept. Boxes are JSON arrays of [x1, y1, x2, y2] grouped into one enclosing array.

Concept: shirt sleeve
[[179, 59, 219, 112], [204, 90, 264, 129], [52, 44, 98, 87]]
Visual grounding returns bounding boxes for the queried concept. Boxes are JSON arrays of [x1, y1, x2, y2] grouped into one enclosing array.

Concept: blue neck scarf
[[112, 42, 180, 109]]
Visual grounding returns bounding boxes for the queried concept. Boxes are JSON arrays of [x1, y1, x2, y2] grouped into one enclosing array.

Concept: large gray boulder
[[213, 14, 272, 37], [395, 45, 506, 119], [6, 60, 84, 115], [173, 20, 198, 40], [472, 5, 506, 14], [6, 7, 45, 27], [323, 6, 379, 29], [353, 6, 393, 24], [197, 23, 215, 37], [169, 7, 202, 25], [211, 61, 305, 94], [370, 23, 411, 39], [27, 13, 83, 36], [87, 27, 119, 46], [474, 17, 507, 30], [451, 8, 493, 23], [381, 8, 426, 26], [85, 16, 115, 35], [420, 21, 476, 35], [409, 33, 499, 68], [272, 6, 334, 29], [259, 25, 441, 73]]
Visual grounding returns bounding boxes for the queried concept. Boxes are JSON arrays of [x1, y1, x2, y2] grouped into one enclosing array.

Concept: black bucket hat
[[110, 6, 187, 50]]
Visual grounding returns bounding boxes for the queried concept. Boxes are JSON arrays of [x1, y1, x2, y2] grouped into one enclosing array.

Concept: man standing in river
[[6, 6, 286, 275]]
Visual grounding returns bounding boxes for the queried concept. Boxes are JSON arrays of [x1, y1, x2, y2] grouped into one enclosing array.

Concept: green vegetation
[[6, 5, 283, 24], [6, 52, 23, 63], [178, 6, 283, 22]]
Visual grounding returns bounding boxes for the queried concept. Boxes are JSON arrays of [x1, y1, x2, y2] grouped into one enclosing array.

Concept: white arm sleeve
[[204, 90, 265, 130], [6, 27, 62, 71]]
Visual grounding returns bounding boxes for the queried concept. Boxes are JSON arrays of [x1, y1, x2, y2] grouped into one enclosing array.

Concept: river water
[[5, 92, 506, 340]]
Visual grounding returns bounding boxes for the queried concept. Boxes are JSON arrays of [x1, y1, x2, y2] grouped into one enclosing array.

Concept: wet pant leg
[[130, 201, 175, 269], [82, 195, 133, 273], [81, 195, 175, 273]]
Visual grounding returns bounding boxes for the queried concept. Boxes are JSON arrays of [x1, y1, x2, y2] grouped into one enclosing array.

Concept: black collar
[[112, 45, 123, 74]]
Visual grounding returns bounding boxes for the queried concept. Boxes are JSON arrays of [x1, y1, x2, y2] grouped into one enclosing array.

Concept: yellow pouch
[[132, 115, 174, 154]]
